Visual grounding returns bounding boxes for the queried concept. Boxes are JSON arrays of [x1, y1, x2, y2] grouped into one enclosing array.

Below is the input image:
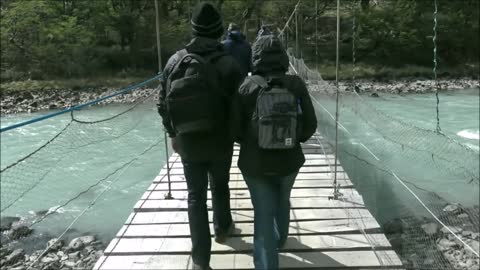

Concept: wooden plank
[[116, 219, 381, 238], [95, 250, 402, 269], [126, 208, 375, 225], [148, 179, 354, 191], [167, 159, 339, 168], [230, 144, 332, 150], [141, 187, 361, 201], [104, 234, 392, 255], [169, 153, 338, 162], [159, 166, 344, 176], [152, 172, 350, 183], [134, 196, 365, 212]]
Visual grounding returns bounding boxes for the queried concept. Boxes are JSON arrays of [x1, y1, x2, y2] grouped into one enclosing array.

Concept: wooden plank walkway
[[94, 134, 403, 269]]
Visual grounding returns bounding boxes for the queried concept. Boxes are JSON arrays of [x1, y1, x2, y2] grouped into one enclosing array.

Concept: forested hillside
[[1, 0, 478, 82]]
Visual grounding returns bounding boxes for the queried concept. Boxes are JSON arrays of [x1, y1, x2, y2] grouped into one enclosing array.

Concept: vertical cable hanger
[[295, 7, 299, 58], [154, 0, 173, 200], [432, 0, 441, 133], [330, 0, 341, 200], [315, 0, 319, 71]]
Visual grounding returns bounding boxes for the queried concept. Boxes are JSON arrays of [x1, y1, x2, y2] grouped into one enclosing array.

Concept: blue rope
[[0, 74, 162, 133]]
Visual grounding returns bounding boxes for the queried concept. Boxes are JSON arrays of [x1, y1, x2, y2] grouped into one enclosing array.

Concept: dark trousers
[[182, 157, 233, 267]]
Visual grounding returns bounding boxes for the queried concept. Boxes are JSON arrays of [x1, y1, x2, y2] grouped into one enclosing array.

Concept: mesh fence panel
[[288, 50, 480, 269], [0, 87, 166, 269]]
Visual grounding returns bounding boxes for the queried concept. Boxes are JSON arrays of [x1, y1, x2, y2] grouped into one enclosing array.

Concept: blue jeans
[[243, 171, 298, 270]]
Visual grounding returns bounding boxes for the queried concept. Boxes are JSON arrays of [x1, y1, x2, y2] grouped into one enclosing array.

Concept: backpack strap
[[250, 75, 269, 89]]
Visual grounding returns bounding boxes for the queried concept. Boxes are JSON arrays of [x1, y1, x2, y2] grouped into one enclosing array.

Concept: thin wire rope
[[315, 0, 318, 71], [1, 121, 73, 172], [98, 154, 181, 270], [352, 0, 357, 89], [312, 133, 386, 266], [309, 92, 480, 258], [0, 74, 162, 133], [432, 0, 441, 133], [26, 138, 163, 270], [333, 0, 341, 198], [278, 0, 302, 37]]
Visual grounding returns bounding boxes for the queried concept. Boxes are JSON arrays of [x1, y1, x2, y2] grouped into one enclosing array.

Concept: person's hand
[[171, 137, 179, 153]]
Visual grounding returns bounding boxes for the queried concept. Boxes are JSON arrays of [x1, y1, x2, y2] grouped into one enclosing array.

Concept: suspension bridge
[[1, 0, 478, 270]]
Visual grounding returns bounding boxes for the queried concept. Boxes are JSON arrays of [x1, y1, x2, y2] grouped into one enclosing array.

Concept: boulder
[[2, 249, 24, 266], [40, 254, 59, 263], [8, 225, 33, 240], [67, 238, 84, 252], [78, 235, 95, 245], [441, 226, 462, 235], [437, 239, 457, 251], [443, 203, 462, 215], [465, 240, 479, 257], [0, 247, 12, 258], [383, 218, 403, 234], [67, 251, 80, 261], [47, 238, 64, 251], [64, 260, 76, 267], [0, 216, 20, 231], [421, 223, 439, 236], [22, 92, 34, 100], [388, 234, 403, 251]]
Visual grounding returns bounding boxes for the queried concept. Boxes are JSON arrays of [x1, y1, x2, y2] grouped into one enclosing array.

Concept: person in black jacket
[[222, 23, 252, 79], [230, 33, 317, 270], [157, 3, 242, 270]]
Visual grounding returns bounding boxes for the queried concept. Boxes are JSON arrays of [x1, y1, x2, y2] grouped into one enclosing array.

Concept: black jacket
[[230, 35, 317, 177], [158, 37, 242, 162], [222, 31, 252, 78]]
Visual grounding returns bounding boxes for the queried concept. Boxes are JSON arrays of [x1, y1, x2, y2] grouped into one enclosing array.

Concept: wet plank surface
[[95, 134, 403, 269]]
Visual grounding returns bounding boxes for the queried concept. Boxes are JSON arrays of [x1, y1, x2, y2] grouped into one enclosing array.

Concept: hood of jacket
[[185, 36, 223, 55], [251, 34, 289, 75], [227, 31, 246, 42]]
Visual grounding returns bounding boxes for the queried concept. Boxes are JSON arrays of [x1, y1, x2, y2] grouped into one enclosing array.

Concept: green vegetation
[[0, 0, 478, 87]]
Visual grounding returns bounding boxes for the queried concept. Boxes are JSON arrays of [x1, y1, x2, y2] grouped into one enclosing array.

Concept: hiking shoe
[[214, 222, 235, 244]]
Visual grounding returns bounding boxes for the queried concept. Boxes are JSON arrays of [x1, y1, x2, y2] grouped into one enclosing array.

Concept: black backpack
[[166, 50, 225, 135]]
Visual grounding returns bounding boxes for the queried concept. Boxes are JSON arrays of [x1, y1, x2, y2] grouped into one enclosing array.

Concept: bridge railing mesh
[[288, 49, 479, 269], [0, 81, 165, 269]]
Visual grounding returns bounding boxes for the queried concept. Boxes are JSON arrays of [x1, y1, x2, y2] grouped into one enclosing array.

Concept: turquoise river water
[[1, 88, 478, 248]]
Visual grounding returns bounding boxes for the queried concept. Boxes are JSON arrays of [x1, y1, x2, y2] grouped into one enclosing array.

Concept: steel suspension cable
[[315, 0, 319, 71], [333, 0, 341, 199], [432, 0, 441, 133], [155, 0, 173, 199]]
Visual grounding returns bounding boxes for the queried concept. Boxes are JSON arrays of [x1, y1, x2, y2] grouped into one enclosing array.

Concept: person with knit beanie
[[157, 2, 243, 270]]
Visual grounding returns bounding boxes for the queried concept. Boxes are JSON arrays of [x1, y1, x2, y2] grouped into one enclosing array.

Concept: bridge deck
[[94, 134, 403, 269]]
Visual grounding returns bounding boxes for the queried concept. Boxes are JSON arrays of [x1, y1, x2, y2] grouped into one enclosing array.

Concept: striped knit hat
[[191, 2, 224, 39]]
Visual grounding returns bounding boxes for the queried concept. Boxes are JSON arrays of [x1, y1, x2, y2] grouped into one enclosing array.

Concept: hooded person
[[222, 22, 252, 79], [230, 34, 317, 270], [157, 2, 242, 270]]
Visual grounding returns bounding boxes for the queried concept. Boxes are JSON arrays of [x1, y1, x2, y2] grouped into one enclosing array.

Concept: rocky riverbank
[[383, 204, 480, 270], [0, 87, 156, 115], [1, 78, 479, 115], [308, 78, 479, 95], [1, 216, 104, 270]]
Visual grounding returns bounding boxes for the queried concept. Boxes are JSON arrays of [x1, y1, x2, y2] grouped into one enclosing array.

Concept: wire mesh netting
[[288, 48, 480, 269], [0, 86, 166, 269]]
